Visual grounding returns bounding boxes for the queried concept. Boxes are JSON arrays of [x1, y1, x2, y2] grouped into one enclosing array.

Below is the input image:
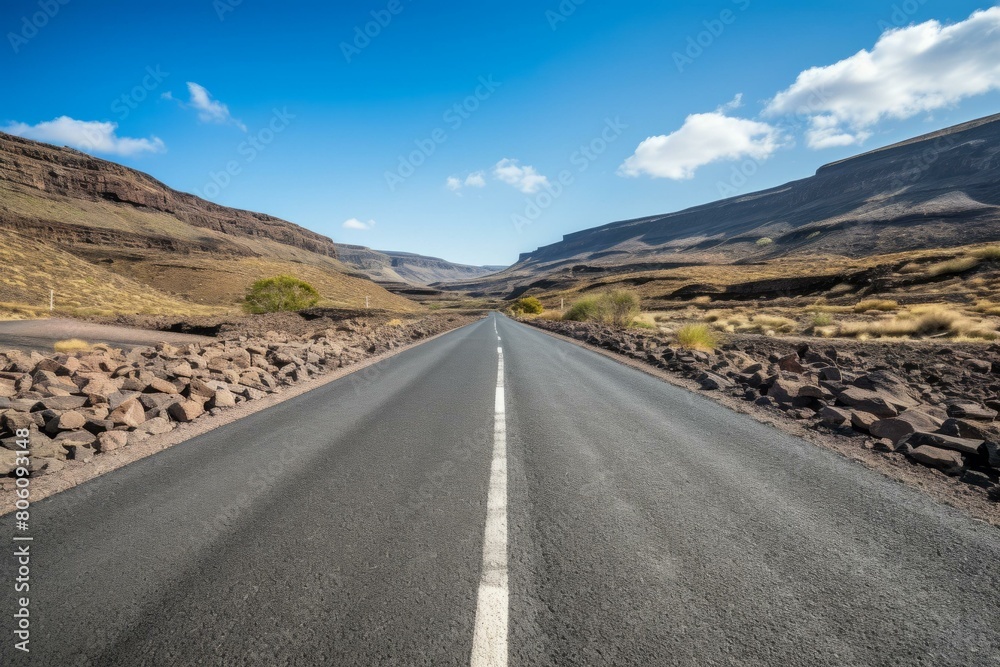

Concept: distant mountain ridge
[[335, 244, 504, 285], [446, 113, 1000, 296]]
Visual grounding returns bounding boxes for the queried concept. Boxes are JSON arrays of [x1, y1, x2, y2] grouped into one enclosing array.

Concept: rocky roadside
[[0, 313, 482, 493], [527, 319, 1000, 521]]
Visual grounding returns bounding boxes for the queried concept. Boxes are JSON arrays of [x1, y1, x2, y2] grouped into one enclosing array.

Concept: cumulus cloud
[[765, 7, 1000, 148], [618, 106, 782, 179], [464, 171, 486, 188], [446, 171, 487, 192], [342, 218, 375, 231], [164, 82, 246, 131], [493, 159, 549, 194], [2, 116, 165, 156]]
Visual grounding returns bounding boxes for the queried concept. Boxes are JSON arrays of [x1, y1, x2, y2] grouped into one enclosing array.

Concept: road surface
[[3, 314, 998, 665]]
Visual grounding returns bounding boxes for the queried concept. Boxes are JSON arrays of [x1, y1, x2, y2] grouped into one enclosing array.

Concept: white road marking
[[470, 340, 508, 667]]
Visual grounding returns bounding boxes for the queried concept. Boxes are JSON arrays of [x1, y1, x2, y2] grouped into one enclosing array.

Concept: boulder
[[901, 431, 983, 456], [209, 387, 236, 409], [108, 398, 146, 428], [97, 431, 128, 452], [798, 384, 835, 400], [36, 395, 88, 411], [981, 441, 1000, 469], [906, 445, 965, 475], [870, 411, 942, 446], [699, 372, 732, 391], [135, 416, 174, 436], [777, 354, 806, 373], [819, 406, 850, 427], [768, 377, 805, 405], [167, 400, 204, 423], [964, 359, 992, 374], [819, 366, 842, 382], [146, 377, 179, 394], [836, 388, 900, 418], [46, 411, 87, 434], [850, 411, 880, 432], [938, 418, 989, 440], [946, 403, 998, 421], [0, 378, 17, 398], [168, 362, 194, 378], [0, 449, 19, 475]]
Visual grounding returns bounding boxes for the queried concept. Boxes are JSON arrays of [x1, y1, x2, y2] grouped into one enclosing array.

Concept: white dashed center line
[[471, 319, 508, 667]]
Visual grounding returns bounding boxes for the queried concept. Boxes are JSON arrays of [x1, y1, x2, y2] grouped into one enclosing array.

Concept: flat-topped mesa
[[508, 113, 1000, 272], [0, 132, 339, 258]]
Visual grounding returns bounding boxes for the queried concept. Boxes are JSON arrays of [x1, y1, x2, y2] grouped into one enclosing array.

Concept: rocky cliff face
[[471, 113, 1000, 293], [0, 132, 339, 258]]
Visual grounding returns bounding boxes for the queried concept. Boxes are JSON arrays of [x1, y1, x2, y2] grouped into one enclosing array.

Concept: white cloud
[[619, 107, 782, 179], [765, 7, 1000, 148], [165, 82, 246, 131], [2, 116, 166, 156], [493, 158, 550, 194], [446, 171, 487, 193], [342, 218, 375, 231]]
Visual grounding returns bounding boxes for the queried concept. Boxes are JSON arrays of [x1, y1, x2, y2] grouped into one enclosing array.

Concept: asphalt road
[[3, 314, 999, 666]]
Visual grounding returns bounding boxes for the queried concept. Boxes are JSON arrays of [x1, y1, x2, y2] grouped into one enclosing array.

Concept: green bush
[[509, 296, 543, 315], [601, 289, 640, 327], [563, 297, 601, 322], [756, 237, 774, 247], [563, 289, 640, 327], [243, 275, 320, 314]]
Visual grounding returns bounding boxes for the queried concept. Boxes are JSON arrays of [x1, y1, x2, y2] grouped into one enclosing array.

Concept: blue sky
[[2, 1, 999, 266]]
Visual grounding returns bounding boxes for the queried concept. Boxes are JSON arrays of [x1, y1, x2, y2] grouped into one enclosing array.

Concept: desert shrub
[[243, 275, 320, 314], [509, 296, 543, 315], [806, 230, 822, 240], [854, 299, 898, 313], [563, 290, 640, 327], [676, 324, 718, 351], [926, 256, 980, 277], [564, 296, 601, 322], [755, 237, 774, 247], [811, 312, 833, 327], [600, 289, 640, 327]]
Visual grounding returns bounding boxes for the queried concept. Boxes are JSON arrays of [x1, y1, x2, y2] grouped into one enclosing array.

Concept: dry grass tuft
[[676, 324, 719, 351], [54, 338, 93, 353], [926, 256, 980, 277], [854, 299, 898, 313]]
